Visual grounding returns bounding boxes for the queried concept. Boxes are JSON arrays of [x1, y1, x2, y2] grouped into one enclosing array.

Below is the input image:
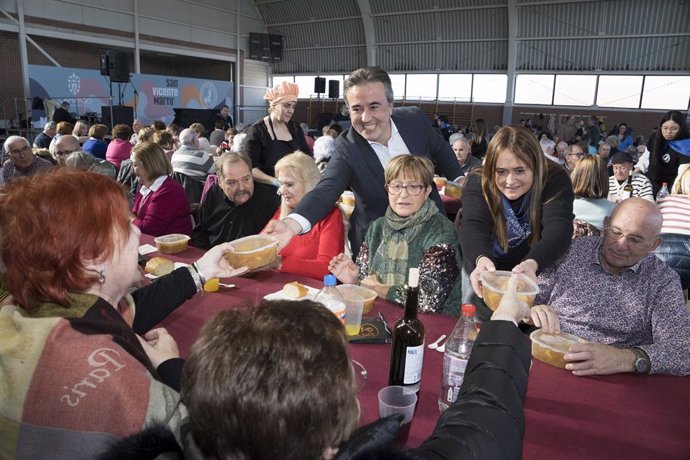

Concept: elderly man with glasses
[[2, 136, 53, 182], [531, 197, 690, 376], [50, 134, 80, 166]]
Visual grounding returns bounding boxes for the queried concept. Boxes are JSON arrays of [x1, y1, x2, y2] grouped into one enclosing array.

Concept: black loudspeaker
[[328, 80, 340, 99], [108, 51, 130, 83], [314, 77, 326, 94], [268, 34, 283, 61], [101, 105, 133, 128], [99, 51, 109, 76]]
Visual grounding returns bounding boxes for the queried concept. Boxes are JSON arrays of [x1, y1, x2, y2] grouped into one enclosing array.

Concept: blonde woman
[[265, 151, 343, 280], [571, 155, 616, 230]]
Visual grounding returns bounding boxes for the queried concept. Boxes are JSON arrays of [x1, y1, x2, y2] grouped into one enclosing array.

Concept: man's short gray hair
[[44, 121, 56, 131], [179, 128, 198, 146], [3, 136, 30, 154]]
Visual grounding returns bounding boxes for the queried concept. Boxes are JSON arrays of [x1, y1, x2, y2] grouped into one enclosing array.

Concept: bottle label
[[403, 344, 424, 384], [441, 355, 469, 405]]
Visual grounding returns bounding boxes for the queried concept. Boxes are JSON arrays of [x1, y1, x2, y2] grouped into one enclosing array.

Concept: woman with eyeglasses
[[263, 151, 344, 280], [648, 110, 690, 195], [245, 81, 312, 189], [460, 126, 574, 318], [329, 155, 462, 314]]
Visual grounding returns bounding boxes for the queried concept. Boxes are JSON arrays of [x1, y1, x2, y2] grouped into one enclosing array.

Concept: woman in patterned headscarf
[[244, 81, 312, 189]]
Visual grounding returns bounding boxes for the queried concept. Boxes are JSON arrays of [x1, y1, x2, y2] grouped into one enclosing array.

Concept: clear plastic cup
[[378, 385, 418, 424], [342, 293, 364, 336]]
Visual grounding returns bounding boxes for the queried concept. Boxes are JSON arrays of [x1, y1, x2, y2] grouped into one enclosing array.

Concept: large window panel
[[553, 75, 597, 106], [294, 76, 320, 98], [389, 74, 406, 100], [406, 74, 438, 101], [473, 74, 507, 103], [597, 76, 643, 108], [641, 76, 690, 110], [515, 74, 554, 105], [271, 75, 294, 87], [438, 74, 472, 102]]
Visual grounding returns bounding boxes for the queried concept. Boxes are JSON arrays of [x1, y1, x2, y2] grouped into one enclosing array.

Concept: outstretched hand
[[492, 274, 530, 323], [195, 242, 249, 280], [328, 253, 359, 284], [262, 218, 300, 250]]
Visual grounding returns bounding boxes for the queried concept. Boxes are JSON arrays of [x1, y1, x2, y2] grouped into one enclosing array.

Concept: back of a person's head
[[179, 128, 198, 146], [112, 124, 133, 140], [571, 154, 608, 199], [181, 300, 359, 460]]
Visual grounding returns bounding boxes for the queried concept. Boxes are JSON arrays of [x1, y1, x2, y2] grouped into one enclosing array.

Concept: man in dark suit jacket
[[265, 67, 462, 253]]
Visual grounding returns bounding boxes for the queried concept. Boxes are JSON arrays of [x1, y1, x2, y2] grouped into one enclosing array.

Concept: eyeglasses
[[567, 152, 585, 158], [604, 226, 650, 250], [55, 150, 74, 156], [9, 145, 31, 157], [385, 182, 425, 196]]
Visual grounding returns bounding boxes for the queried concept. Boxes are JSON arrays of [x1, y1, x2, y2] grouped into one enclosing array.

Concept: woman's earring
[[98, 270, 106, 284]]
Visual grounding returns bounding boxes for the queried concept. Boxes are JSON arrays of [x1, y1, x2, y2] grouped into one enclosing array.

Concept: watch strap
[[631, 347, 651, 375]]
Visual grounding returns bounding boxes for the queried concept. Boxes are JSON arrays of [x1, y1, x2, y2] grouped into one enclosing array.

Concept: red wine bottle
[[388, 267, 425, 392]]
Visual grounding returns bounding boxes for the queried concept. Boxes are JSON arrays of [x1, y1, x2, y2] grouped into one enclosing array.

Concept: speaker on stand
[[314, 77, 326, 95], [328, 80, 340, 99]]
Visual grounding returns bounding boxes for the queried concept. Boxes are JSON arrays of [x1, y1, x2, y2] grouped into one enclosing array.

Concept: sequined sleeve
[[388, 243, 460, 313], [355, 243, 370, 283]]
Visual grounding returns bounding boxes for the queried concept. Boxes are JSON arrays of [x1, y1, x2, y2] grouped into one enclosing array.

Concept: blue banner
[[29, 64, 234, 125]]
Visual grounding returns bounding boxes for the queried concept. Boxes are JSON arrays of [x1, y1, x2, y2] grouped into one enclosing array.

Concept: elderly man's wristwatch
[[631, 347, 651, 374]]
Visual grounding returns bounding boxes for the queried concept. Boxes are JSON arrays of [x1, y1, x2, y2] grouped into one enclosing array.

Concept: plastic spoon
[[428, 334, 447, 350]]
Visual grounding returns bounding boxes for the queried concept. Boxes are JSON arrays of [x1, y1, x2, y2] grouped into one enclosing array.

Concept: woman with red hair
[[0, 169, 246, 458]]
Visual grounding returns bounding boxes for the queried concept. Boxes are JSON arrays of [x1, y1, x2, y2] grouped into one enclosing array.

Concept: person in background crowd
[[217, 127, 238, 155], [607, 151, 654, 203], [214, 104, 233, 130], [106, 124, 134, 170], [563, 143, 585, 174], [461, 126, 574, 319], [633, 136, 650, 174], [313, 131, 337, 173], [648, 110, 690, 195], [586, 115, 602, 148], [33, 121, 56, 149], [64, 150, 117, 178], [2, 136, 53, 181], [82, 124, 109, 159], [535, 198, 690, 376], [50, 134, 80, 166], [453, 136, 481, 177], [190, 123, 211, 150], [72, 120, 89, 146], [104, 273, 532, 459], [571, 155, 615, 231], [191, 152, 280, 249], [153, 130, 176, 161], [471, 118, 488, 159], [209, 120, 226, 147], [151, 120, 166, 131], [300, 122, 315, 151], [616, 122, 633, 150], [131, 142, 192, 237], [0, 168, 248, 458], [48, 121, 74, 152], [266, 151, 344, 280], [167, 123, 182, 150], [329, 155, 462, 315], [245, 81, 312, 189], [130, 119, 144, 144], [52, 101, 76, 125], [264, 67, 462, 255], [171, 128, 215, 179]]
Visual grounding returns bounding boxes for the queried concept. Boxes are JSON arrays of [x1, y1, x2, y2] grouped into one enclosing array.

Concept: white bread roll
[[283, 281, 308, 299], [145, 256, 175, 277]]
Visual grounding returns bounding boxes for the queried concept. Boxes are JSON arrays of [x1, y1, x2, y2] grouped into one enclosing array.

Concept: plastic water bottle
[[438, 304, 478, 412], [314, 274, 347, 323], [657, 182, 669, 202]]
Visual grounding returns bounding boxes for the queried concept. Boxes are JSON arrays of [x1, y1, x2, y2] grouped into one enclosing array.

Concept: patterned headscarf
[[264, 81, 299, 107]]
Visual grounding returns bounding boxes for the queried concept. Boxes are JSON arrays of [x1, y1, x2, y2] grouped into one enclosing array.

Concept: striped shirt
[[607, 173, 653, 203], [658, 195, 690, 235], [171, 145, 215, 178]]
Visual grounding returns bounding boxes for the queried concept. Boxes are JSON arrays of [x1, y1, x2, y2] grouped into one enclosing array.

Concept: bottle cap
[[323, 274, 337, 286], [461, 304, 476, 316]]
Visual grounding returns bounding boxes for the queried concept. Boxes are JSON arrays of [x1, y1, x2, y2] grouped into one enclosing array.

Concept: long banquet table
[[143, 235, 690, 459]]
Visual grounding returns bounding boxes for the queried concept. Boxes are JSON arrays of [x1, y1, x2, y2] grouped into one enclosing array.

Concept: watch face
[[633, 352, 650, 374]]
